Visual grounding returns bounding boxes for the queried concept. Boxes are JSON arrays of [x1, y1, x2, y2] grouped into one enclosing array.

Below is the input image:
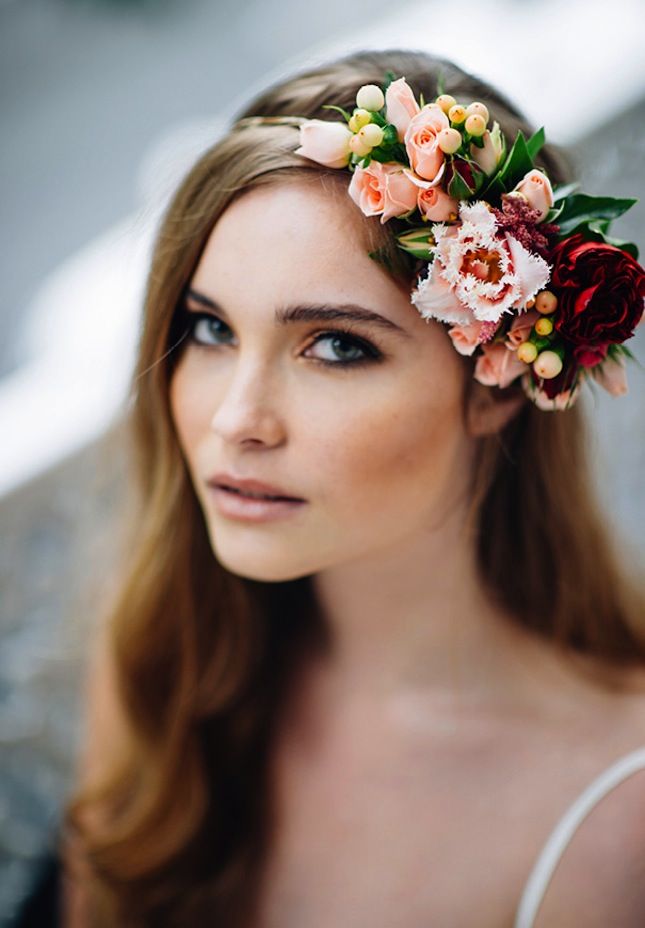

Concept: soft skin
[[170, 180, 477, 583]]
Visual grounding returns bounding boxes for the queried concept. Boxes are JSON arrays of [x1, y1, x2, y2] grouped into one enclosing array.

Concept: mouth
[[209, 484, 308, 523]]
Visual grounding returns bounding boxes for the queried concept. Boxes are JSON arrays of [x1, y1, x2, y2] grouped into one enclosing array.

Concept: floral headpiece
[[246, 72, 645, 410]]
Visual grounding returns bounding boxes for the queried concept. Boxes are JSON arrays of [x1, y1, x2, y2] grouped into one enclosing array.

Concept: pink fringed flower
[[411, 201, 551, 325]]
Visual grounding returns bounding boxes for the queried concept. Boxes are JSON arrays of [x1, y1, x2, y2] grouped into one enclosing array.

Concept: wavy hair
[[62, 48, 645, 927]]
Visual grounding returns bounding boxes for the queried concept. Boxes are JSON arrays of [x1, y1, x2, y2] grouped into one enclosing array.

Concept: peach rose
[[474, 341, 526, 388], [448, 319, 493, 356], [417, 184, 459, 222], [384, 77, 421, 142], [591, 356, 629, 396], [512, 169, 554, 221], [348, 161, 418, 223], [505, 309, 539, 348], [403, 104, 449, 182], [295, 119, 353, 169]]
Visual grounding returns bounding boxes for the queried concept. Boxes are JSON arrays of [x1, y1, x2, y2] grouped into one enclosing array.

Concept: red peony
[[550, 234, 645, 362]]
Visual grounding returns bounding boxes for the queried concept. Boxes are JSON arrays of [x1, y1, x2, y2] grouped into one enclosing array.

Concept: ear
[[465, 381, 527, 437]]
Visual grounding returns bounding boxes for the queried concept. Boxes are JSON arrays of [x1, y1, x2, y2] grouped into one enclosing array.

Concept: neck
[[309, 502, 567, 716]]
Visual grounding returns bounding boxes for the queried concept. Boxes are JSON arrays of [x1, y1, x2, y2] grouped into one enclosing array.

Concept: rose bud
[[512, 169, 554, 221], [533, 350, 563, 379], [469, 121, 504, 175], [295, 119, 353, 168], [356, 84, 385, 112]]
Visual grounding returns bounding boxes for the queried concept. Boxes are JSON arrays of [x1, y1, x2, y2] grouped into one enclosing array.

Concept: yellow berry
[[466, 102, 489, 123], [437, 127, 463, 154], [358, 123, 384, 147], [536, 290, 558, 314], [534, 317, 554, 336], [348, 108, 371, 132], [349, 133, 372, 157], [448, 104, 467, 125], [436, 94, 457, 114], [533, 350, 563, 379], [517, 342, 538, 364], [465, 114, 486, 137], [356, 84, 385, 112]]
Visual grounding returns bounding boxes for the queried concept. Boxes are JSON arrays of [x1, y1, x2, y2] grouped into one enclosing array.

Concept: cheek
[[168, 357, 211, 476]]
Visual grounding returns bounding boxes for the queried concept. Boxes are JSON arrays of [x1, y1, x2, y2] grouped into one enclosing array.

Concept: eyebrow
[[184, 287, 411, 338]]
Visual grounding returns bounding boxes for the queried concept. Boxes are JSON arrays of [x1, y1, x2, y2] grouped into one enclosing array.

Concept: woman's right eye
[[187, 312, 234, 347]]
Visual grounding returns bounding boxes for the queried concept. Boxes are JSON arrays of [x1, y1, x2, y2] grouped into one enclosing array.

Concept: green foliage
[[321, 103, 352, 122]]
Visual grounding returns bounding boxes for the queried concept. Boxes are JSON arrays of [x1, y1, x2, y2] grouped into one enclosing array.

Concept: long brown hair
[[62, 48, 645, 926]]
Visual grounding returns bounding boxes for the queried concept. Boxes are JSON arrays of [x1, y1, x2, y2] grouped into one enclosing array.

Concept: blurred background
[[1, 0, 644, 921]]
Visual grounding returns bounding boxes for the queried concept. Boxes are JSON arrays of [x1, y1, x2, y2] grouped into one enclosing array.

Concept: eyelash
[[180, 309, 384, 369]]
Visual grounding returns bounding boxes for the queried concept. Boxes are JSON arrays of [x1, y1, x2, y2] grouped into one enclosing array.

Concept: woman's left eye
[[304, 331, 382, 367]]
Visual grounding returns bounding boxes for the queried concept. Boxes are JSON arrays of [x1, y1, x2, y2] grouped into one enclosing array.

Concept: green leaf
[[419, 91, 426, 108], [382, 70, 398, 93], [396, 226, 436, 260], [481, 129, 533, 197], [552, 181, 581, 202], [436, 70, 446, 97], [448, 168, 475, 200], [526, 127, 546, 161], [556, 193, 638, 236], [321, 103, 352, 122]]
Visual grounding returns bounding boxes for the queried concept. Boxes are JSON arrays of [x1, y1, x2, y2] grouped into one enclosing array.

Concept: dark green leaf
[[556, 194, 638, 236], [526, 127, 546, 161], [552, 181, 581, 201]]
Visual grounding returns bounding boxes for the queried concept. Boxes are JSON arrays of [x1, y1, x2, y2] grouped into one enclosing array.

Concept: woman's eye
[[188, 312, 234, 346], [304, 331, 381, 367]]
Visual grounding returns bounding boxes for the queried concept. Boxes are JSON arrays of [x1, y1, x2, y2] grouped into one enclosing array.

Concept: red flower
[[550, 234, 645, 352]]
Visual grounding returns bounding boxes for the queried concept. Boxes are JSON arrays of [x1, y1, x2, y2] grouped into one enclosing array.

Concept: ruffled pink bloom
[[295, 119, 353, 168], [411, 201, 551, 325], [384, 77, 421, 142], [590, 355, 629, 396], [511, 169, 554, 221], [505, 309, 539, 348], [403, 104, 449, 182], [348, 161, 418, 223], [474, 341, 527, 388]]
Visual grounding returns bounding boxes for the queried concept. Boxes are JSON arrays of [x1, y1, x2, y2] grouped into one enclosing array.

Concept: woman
[[61, 48, 645, 927]]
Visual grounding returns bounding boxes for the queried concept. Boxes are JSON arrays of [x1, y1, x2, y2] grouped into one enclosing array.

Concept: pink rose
[[384, 77, 421, 142], [590, 356, 629, 396], [512, 169, 554, 221], [348, 161, 418, 223], [474, 341, 526, 388], [417, 184, 459, 221], [505, 309, 539, 348], [447, 318, 496, 356], [295, 119, 353, 169], [403, 104, 449, 182]]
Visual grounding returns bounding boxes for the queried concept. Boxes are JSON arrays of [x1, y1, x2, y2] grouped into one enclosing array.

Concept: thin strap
[[514, 747, 645, 928]]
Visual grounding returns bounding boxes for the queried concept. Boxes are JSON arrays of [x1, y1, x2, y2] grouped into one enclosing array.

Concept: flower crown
[[241, 72, 644, 410]]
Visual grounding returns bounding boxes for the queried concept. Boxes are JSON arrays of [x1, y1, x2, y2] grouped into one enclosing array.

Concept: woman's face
[[169, 178, 475, 582]]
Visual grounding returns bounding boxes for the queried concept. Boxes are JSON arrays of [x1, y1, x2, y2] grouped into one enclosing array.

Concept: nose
[[209, 357, 286, 448]]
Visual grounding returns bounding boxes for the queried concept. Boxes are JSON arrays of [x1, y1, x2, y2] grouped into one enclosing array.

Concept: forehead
[[190, 178, 407, 310]]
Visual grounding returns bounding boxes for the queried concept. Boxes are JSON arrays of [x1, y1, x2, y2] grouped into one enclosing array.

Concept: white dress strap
[[514, 747, 645, 928]]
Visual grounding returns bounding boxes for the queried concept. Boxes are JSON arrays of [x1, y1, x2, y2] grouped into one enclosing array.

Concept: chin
[[207, 532, 316, 584]]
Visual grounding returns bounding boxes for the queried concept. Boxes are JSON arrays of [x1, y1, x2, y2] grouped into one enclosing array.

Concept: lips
[[207, 472, 305, 502]]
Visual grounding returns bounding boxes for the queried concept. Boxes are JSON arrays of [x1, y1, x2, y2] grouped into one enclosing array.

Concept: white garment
[[513, 747, 645, 927]]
